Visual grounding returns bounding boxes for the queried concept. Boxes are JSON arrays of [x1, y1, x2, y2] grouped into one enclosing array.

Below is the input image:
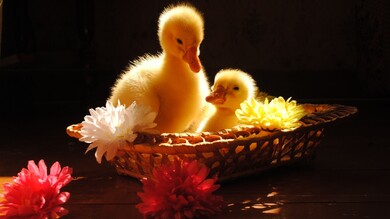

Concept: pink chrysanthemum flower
[[0, 160, 73, 219], [136, 159, 224, 219]]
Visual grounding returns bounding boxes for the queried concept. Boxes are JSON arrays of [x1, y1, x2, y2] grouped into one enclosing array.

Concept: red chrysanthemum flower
[[0, 160, 73, 219], [136, 159, 224, 219]]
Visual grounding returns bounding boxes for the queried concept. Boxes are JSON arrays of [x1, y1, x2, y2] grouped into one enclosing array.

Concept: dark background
[[1, 2, 390, 218], [1, 0, 389, 119]]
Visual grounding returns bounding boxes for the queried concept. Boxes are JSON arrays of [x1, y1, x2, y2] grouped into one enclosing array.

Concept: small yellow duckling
[[109, 4, 210, 133], [197, 69, 258, 132]]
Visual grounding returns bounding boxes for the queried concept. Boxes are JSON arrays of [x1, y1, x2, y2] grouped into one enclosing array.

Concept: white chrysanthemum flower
[[80, 101, 157, 163], [236, 97, 307, 131]]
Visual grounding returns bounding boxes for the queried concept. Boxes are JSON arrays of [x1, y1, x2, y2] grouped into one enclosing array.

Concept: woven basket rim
[[66, 103, 357, 153]]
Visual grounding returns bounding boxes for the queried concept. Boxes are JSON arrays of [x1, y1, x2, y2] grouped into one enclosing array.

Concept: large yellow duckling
[[197, 69, 258, 132], [109, 4, 210, 133]]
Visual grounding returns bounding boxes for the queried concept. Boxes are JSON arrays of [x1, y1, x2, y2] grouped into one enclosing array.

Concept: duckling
[[197, 69, 258, 132], [109, 4, 210, 133]]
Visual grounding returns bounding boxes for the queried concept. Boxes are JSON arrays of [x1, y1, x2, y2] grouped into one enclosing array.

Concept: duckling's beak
[[183, 46, 201, 73], [206, 85, 226, 104]]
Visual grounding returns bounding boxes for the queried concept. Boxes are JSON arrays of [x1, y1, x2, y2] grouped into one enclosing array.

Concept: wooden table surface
[[1, 99, 389, 219]]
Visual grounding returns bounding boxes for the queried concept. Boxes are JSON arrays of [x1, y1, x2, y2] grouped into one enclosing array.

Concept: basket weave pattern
[[67, 104, 357, 182]]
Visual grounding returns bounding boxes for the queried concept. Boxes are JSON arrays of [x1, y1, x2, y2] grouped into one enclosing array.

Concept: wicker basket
[[67, 104, 357, 182]]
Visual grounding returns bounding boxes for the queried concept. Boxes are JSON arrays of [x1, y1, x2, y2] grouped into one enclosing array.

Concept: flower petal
[[237, 97, 307, 131], [137, 159, 223, 218], [80, 101, 157, 164], [27, 160, 40, 176], [0, 160, 72, 219], [50, 162, 61, 176]]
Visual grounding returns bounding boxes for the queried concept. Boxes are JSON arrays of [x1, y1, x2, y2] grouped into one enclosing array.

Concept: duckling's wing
[[109, 55, 161, 113]]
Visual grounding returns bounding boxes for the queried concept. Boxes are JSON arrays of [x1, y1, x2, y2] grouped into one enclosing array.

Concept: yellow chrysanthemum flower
[[235, 96, 307, 131]]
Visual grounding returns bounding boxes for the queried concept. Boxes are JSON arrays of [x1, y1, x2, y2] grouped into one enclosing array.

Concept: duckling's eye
[[176, 38, 183, 45], [233, 86, 239, 91]]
